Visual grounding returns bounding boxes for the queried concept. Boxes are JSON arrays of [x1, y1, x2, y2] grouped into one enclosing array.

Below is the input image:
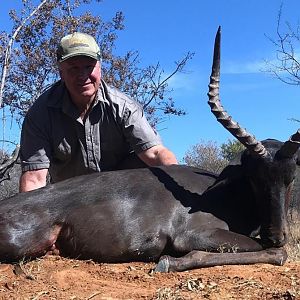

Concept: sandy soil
[[0, 255, 299, 300]]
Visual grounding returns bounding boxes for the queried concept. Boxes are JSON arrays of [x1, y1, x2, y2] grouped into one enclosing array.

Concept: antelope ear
[[276, 130, 300, 160]]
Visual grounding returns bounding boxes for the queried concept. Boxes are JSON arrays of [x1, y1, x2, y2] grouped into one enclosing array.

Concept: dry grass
[[287, 210, 300, 261]]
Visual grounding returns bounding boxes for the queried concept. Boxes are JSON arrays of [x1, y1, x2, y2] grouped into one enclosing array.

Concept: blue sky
[[1, 1, 300, 161]]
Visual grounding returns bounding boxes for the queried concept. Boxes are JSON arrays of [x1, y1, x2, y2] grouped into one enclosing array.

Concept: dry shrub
[[287, 210, 300, 261], [183, 140, 228, 173]]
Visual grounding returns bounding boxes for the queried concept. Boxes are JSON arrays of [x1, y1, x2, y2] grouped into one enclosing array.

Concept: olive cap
[[57, 32, 101, 62]]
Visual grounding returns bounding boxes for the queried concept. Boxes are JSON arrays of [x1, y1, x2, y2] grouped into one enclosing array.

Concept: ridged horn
[[276, 129, 300, 159], [207, 26, 268, 158]]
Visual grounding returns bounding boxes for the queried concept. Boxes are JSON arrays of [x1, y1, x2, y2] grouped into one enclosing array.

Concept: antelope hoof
[[267, 248, 288, 266], [154, 255, 170, 273]]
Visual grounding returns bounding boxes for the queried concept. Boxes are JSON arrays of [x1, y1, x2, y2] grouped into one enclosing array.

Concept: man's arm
[[138, 144, 178, 166], [19, 103, 51, 193], [19, 169, 48, 192]]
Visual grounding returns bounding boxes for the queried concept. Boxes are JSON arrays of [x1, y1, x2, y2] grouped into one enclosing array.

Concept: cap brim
[[58, 52, 100, 62]]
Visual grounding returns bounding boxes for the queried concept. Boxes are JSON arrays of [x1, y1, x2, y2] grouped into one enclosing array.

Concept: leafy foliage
[[183, 139, 244, 173], [220, 139, 245, 161], [1, 0, 193, 127], [183, 140, 227, 173]]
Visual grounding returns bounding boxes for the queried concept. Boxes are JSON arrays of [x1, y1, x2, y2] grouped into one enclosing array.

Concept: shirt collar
[[47, 80, 103, 120]]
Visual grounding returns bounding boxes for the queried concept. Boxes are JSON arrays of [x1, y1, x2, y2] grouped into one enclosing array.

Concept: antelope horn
[[207, 26, 268, 158], [276, 129, 300, 159]]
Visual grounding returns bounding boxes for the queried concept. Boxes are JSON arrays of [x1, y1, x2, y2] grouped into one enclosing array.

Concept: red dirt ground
[[0, 255, 299, 299]]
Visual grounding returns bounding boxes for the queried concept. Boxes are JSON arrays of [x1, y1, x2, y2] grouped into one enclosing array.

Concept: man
[[19, 32, 177, 192]]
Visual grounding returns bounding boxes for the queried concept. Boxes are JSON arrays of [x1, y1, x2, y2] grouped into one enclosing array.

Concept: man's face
[[59, 56, 101, 106]]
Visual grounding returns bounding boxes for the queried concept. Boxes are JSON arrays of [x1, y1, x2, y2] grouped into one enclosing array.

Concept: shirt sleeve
[[120, 100, 162, 153], [20, 108, 51, 172]]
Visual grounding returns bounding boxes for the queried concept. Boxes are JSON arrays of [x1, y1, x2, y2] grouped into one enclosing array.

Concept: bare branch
[[264, 4, 300, 85], [0, 0, 48, 108], [143, 52, 194, 109]]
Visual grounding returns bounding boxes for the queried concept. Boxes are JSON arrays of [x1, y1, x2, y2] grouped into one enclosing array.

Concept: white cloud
[[167, 72, 196, 90], [223, 48, 300, 75], [167, 70, 208, 93], [222, 59, 266, 74]]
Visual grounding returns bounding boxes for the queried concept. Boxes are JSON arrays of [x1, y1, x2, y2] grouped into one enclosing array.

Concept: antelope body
[[0, 27, 299, 272]]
